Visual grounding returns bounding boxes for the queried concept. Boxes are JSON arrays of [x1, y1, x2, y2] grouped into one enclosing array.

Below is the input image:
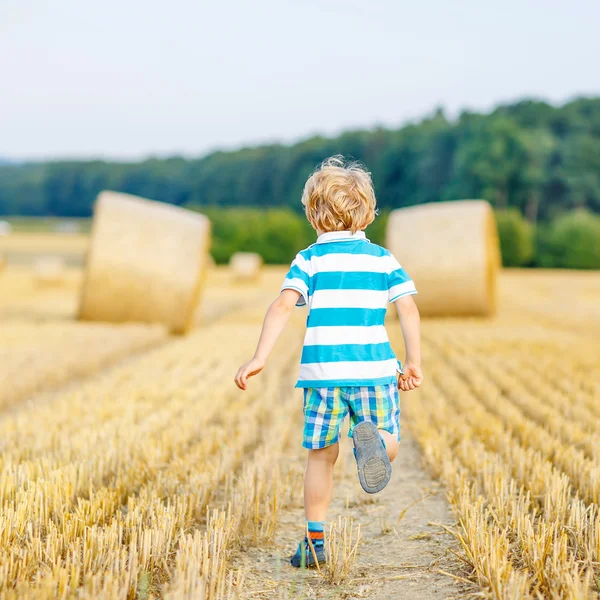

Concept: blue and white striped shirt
[[281, 230, 417, 388]]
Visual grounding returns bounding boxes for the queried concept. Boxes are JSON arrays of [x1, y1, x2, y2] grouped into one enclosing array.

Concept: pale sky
[[1, 0, 599, 160]]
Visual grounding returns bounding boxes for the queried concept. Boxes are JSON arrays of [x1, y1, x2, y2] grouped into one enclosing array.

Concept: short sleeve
[[387, 254, 417, 303], [281, 253, 310, 307]]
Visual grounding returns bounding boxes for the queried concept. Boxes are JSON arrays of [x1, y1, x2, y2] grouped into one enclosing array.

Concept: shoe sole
[[352, 421, 392, 494]]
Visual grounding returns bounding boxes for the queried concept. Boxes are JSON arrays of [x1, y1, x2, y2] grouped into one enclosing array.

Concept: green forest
[[1, 97, 600, 267]]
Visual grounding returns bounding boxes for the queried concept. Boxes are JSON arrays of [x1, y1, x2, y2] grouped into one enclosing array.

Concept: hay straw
[[0, 271, 598, 597], [324, 516, 361, 585], [79, 191, 211, 334], [229, 252, 263, 281], [386, 200, 500, 317]]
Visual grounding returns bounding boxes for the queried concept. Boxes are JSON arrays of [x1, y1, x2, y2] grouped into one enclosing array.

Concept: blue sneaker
[[352, 421, 392, 494], [290, 538, 326, 568]]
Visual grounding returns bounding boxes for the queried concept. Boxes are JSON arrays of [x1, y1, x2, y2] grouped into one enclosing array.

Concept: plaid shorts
[[302, 383, 400, 450]]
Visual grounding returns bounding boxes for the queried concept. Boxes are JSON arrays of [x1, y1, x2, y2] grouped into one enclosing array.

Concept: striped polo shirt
[[281, 230, 417, 388]]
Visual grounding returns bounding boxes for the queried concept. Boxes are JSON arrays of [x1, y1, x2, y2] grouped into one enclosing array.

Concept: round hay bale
[[0, 221, 12, 236], [229, 252, 263, 281], [33, 256, 66, 286], [386, 200, 500, 317], [79, 191, 211, 334]]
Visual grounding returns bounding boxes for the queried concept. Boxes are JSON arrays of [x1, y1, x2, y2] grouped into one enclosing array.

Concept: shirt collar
[[316, 230, 367, 244]]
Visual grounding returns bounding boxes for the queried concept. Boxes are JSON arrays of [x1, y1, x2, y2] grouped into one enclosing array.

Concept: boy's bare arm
[[234, 289, 301, 390], [393, 295, 423, 391]]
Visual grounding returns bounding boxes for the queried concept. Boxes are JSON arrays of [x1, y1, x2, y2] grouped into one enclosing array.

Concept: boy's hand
[[234, 357, 265, 390], [398, 361, 423, 392], [234, 289, 300, 391]]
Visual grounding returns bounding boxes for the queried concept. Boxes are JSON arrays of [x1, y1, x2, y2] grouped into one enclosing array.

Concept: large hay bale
[[33, 256, 66, 286], [79, 192, 211, 334], [229, 252, 263, 281], [386, 200, 500, 317]]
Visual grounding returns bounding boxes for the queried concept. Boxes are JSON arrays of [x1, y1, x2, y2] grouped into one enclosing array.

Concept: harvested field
[[0, 265, 598, 599], [0, 232, 89, 265]]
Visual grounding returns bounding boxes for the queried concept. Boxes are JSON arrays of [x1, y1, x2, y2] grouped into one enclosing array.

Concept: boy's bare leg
[[304, 443, 339, 521], [291, 445, 338, 567], [379, 430, 399, 462]]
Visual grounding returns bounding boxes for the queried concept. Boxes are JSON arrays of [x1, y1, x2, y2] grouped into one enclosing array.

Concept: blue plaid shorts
[[302, 383, 400, 450]]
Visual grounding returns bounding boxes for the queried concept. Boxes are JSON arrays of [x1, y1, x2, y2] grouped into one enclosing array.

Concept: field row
[[392, 273, 600, 599], [0, 285, 307, 598], [0, 267, 281, 414], [1, 268, 598, 599]]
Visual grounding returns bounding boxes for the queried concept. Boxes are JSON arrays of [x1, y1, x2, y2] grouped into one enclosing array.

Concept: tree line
[[0, 97, 599, 267], [197, 206, 600, 269], [1, 97, 599, 220]]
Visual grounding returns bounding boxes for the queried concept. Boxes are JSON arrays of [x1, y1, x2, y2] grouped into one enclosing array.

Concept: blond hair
[[301, 155, 377, 233]]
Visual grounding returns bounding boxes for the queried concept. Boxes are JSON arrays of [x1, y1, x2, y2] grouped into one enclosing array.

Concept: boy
[[234, 156, 423, 568]]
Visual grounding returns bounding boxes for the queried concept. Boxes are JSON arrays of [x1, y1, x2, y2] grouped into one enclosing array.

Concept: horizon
[[1, 93, 594, 165]]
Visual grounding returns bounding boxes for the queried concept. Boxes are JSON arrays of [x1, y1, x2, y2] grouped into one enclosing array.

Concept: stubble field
[[0, 261, 598, 599]]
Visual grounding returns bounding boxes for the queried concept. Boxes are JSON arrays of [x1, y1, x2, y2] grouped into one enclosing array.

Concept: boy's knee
[[387, 441, 399, 462], [380, 431, 399, 462], [309, 443, 339, 464]]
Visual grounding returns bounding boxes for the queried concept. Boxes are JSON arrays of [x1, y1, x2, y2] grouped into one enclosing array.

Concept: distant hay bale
[[79, 191, 211, 334], [386, 200, 500, 317], [0, 221, 12, 236], [33, 256, 66, 286], [55, 220, 81, 234], [229, 252, 263, 281], [0, 252, 6, 272]]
